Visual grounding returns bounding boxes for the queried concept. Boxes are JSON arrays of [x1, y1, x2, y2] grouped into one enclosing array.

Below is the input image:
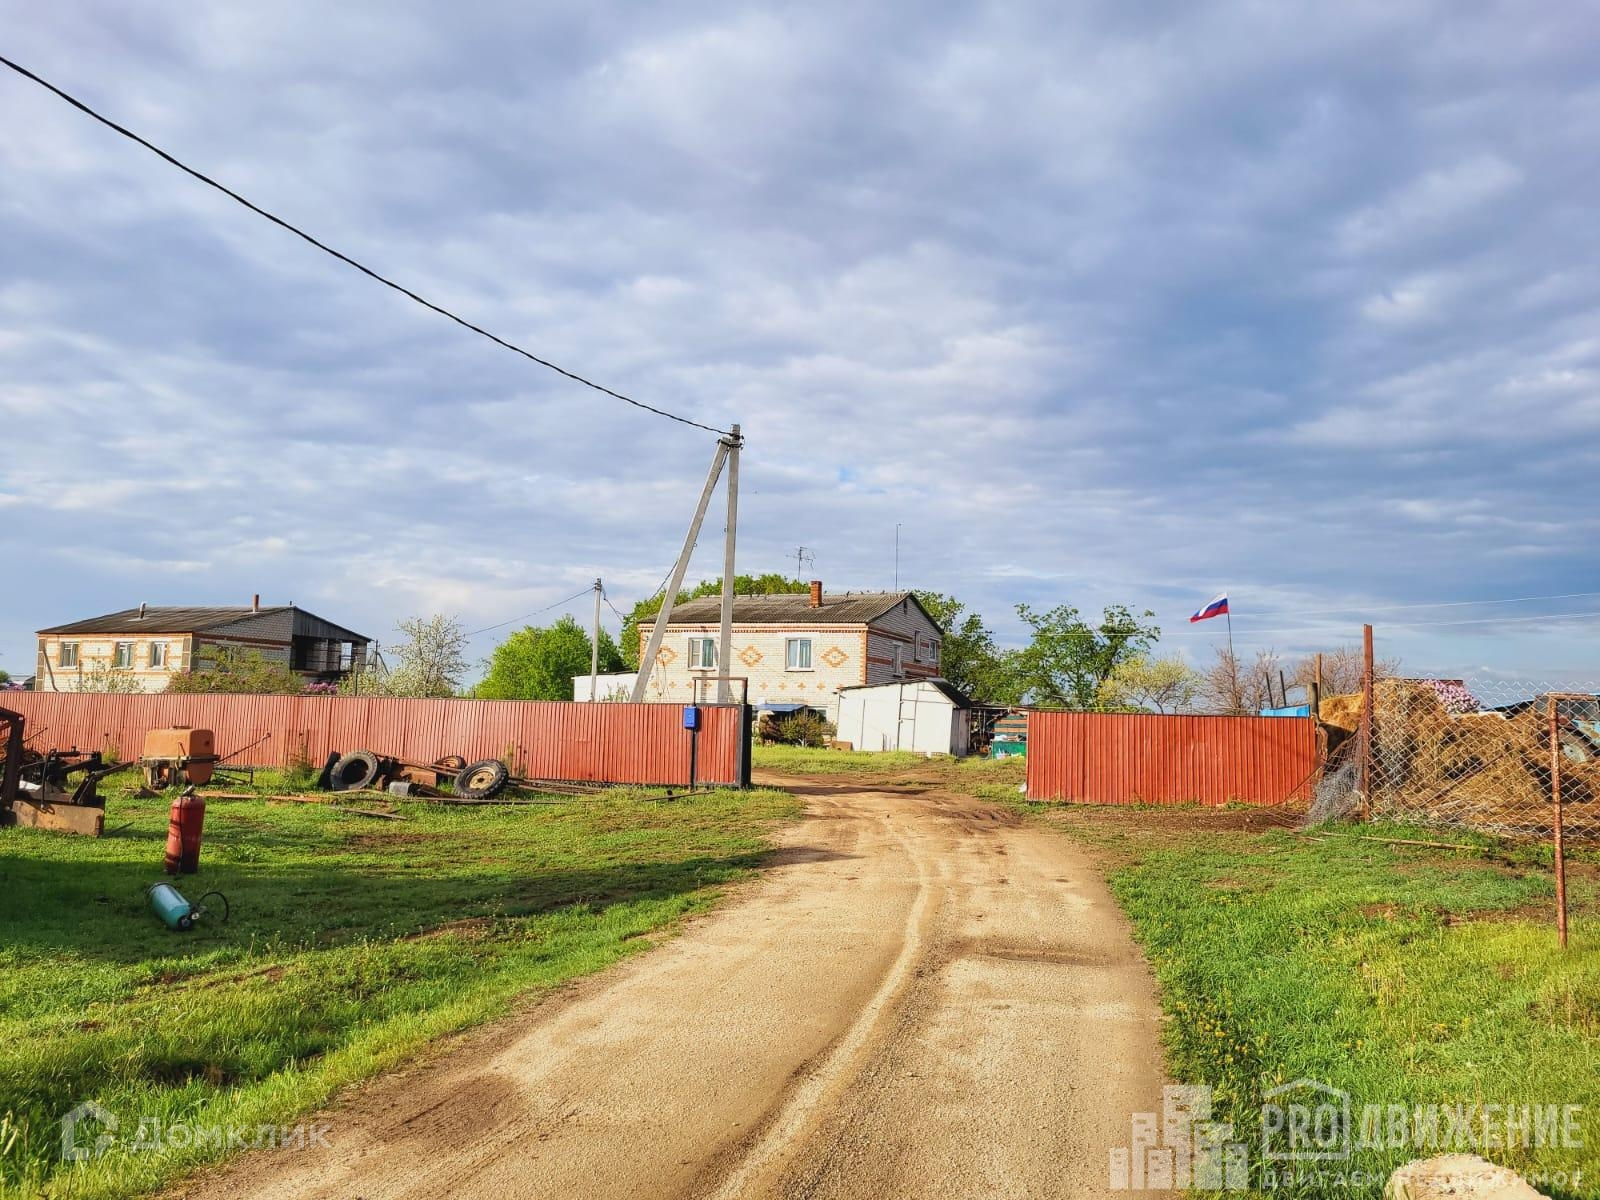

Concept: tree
[[1286, 645, 1400, 697], [78, 662, 147, 694], [165, 647, 303, 694], [476, 617, 625, 700], [1099, 655, 1201, 713], [345, 614, 469, 698], [1010, 603, 1160, 710], [1195, 647, 1287, 714], [619, 574, 809, 669], [911, 591, 1012, 701]]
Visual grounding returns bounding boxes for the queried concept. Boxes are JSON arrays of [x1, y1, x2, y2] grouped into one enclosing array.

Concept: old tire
[[435, 754, 467, 773], [454, 758, 510, 800], [330, 750, 381, 792]]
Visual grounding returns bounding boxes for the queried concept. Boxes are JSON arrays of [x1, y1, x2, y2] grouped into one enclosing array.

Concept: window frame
[[113, 641, 134, 669], [686, 636, 717, 671], [149, 641, 168, 669], [893, 643, 906, 677], [59, 641, 79, 668], [785, 637, 813, 672]]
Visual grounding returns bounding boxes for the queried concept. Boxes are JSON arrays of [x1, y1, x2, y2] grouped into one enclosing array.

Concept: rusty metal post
[[1359, 625, 1374, 821], [1549, 696, 1569, 949]]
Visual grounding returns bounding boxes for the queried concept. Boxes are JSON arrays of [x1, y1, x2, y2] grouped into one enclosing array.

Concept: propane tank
[[164, 789, 206, 875], [148, 882, 197, 931]]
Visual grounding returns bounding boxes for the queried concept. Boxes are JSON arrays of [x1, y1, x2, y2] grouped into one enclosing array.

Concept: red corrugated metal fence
[[1026, 712, 1319, 806], [0, 693, 746, 787]]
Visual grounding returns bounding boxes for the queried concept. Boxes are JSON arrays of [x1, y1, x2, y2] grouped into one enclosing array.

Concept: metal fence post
[[1359, 624, 1375, 822], [1549, 695, 1569, 949]]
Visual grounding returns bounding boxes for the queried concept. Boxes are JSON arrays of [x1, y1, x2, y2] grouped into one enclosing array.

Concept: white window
[[150, 641, 168, 668], [113, 642, 133, 669], [59, 642, 79, 668], [925, 638, 939, 666], [893, 644, 906, 677], [786, 638, 813, 671], [687, 637, 717, 670]]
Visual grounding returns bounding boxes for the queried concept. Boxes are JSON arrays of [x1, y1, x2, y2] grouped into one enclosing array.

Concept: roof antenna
[[794, 546, 814, 578]]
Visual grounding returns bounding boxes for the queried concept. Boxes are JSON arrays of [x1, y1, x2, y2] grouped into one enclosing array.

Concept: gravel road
[[178, 775, 1169, 1199]]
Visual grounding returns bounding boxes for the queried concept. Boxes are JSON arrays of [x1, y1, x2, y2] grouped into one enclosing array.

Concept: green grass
[[1041, 810, 1600, 1198], [751, 742, 1027, 790], [0, 774, 797, 1200]]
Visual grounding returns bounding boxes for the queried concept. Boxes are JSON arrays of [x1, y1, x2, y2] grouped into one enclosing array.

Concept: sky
[[2, 1, 1598, 688]]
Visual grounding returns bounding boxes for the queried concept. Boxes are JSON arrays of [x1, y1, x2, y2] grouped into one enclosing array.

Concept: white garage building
[[835, 679, 972, 756]]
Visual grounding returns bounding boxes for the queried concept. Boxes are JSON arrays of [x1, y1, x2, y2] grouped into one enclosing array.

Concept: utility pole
[[717, 425, 741, 705], [894, 524, 902, 590], [589, 577, 603, 701], [631, 429, 740, 704]]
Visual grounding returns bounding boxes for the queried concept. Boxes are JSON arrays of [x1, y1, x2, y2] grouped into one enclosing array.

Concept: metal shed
[[835, 679, 972, 756]]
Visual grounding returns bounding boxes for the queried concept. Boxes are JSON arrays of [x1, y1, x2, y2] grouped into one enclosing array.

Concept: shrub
[[760, 711, 835, 747]]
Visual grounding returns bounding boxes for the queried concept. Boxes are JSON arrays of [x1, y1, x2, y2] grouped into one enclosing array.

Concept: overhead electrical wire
[[0, 53, 731, 438], [1164, 609, 1600, 637], [1229, 589, 1600, 620], [466, 587, 596, 638]]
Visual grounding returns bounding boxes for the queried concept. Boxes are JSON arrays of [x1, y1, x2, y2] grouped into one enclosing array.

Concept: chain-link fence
[[1310, 673, 1600, 843]]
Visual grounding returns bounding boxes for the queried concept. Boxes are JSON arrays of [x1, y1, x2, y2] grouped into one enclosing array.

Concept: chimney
[[251, 593, 260, 612], [137, 602, 147, 620], [809, 580, 823, 609]]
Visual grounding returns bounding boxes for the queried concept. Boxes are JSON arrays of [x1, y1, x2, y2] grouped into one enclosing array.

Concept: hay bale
[[1320, 693, 1363, 733]]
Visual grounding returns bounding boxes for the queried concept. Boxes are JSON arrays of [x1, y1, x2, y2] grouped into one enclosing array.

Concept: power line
[[1165, 609, 1600, 637], [466, 587, 595, 638], [1233, 590, 1600, 620], [0, 54, 730, 438]]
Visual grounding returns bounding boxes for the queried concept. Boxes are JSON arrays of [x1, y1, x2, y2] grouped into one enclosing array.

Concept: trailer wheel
[[454, 759, 510, 800], [330, 750, 381, 792]]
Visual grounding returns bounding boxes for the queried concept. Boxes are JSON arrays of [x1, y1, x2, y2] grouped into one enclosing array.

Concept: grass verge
[[0, 774, 797, 1199], [1026, 804, 1600, 1198]]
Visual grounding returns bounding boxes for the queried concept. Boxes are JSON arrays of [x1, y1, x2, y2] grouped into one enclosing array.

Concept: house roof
[[663, 591, 933, 627], [38, 606, 368, 642], [839, 678, 974, 708]]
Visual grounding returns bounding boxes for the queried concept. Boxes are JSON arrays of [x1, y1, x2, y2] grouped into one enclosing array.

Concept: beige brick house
[[633, 583, 944, 719], [35, 598, 369, 692]]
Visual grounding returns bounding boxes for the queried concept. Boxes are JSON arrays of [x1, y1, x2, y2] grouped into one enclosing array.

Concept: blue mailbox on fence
[[682, 706, 701, 730]]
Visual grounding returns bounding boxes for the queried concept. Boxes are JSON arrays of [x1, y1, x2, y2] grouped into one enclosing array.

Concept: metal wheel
[[454, 758, 510, 800]]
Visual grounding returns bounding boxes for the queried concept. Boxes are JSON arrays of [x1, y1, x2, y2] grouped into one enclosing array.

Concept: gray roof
[[665, 591, 929, 627], [839, 678, 973, 708], [39, 606, 368, 642]]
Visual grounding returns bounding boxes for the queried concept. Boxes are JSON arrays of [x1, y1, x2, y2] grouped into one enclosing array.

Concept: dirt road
[[180, 777, 1169, 1199]]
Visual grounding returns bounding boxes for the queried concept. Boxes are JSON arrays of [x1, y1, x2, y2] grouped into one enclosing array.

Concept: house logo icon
[[61, 1100, 118, 1162], [1260, 1078, 1351, 1162]]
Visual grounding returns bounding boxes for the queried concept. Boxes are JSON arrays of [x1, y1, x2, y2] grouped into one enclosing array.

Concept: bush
[[759, 711, 836, 747]]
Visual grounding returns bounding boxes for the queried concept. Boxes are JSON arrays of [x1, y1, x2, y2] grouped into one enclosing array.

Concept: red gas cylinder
[[164, 790, 206, 875]]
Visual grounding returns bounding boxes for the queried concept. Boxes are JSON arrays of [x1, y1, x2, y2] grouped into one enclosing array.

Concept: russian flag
[[1190, 593, 1229, 623]]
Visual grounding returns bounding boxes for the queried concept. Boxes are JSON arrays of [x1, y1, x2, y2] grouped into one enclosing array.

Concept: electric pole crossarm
[[631, 441, 731, 703]]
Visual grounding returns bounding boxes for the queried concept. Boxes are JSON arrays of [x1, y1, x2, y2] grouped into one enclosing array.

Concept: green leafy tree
[[476, 616, 626, 700], [620, 574, 809, 669], [1098, 655, 1200, 714], [166, 647, 304, 694], [910, 591, 1013, 701], [1011, 603, 1160, 710]]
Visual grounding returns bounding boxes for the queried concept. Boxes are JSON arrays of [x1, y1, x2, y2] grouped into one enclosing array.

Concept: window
[[687, 637, 717, 670], [785, 638, 813, 671], [893, 644, 906, 677], [150, 641, 168, 668], [113, 642, 133, 669], [59, 642, 79, 668], [926, 639, 939, 665]]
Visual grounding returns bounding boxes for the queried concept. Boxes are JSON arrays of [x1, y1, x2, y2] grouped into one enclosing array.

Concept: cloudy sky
[[2, 1, 1598, 685]]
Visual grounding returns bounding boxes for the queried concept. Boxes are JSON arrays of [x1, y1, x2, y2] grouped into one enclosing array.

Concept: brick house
[[635, 582, 944, 719], [35, 597, 369, 692]]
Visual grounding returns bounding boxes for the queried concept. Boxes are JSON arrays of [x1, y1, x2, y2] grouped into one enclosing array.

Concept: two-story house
[[35, 597, 369, 692], [634, 582, 944, 719]]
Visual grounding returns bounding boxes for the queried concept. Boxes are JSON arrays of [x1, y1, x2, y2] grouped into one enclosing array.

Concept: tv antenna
[[794, 546, 815, 577]]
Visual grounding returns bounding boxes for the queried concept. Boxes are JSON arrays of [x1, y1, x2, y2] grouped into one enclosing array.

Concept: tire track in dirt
[[174, 774, 1168, 1200]]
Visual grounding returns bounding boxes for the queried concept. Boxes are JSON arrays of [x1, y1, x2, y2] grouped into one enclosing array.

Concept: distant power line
[[466, 587, 595, 638], [0, 54, 731, 438], [1165, 609, 1600, 637], [1237, 590, 1600, 620]]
